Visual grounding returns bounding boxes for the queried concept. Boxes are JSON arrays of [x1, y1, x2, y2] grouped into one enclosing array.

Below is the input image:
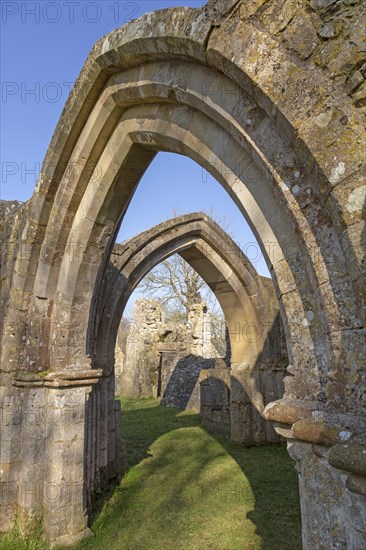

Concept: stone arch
[[94, 212, 286, 442], [4, 8, 362, 409], [95, 211, 282, 372], [0, 2, 364, 547]]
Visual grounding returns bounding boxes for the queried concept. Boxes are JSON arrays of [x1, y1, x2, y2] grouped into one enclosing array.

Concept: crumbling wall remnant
[[116, 298, 219, 402]]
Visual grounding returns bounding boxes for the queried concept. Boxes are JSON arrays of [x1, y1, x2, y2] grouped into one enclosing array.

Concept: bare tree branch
[[138, 254, 205, 319]]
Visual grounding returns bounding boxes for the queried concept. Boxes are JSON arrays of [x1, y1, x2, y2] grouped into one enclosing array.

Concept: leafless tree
[[138, 254, 205, 321], [137, 253, 226, 354], [122, 209, 236, 352]]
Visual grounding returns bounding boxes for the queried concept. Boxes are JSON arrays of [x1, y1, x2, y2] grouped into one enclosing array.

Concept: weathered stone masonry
[[1, 0, 365, 547], [118, 297, 286, 443], [110, 213, 287, 443], [116, 298, 218, 402]]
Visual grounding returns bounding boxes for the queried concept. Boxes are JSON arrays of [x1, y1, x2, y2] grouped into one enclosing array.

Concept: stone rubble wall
[[200, 365, 232, 437], [115, 298, 220, 399], [161, 354, 216, 412]]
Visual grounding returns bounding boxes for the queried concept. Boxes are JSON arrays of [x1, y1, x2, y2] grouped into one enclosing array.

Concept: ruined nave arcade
[[0, 0, 365, 548]]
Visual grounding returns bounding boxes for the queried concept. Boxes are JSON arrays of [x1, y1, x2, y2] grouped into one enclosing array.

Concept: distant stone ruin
[[116, 298, 219, 403]]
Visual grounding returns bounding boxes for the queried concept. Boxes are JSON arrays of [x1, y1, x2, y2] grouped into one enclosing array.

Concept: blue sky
[[1, 0, 269, 278]]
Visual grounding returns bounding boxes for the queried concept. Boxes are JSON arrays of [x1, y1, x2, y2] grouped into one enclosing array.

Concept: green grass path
[[0, 398, 301, 550]]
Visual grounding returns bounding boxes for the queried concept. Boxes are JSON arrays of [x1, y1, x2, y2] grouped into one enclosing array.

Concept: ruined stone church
[[0, 0, 365, 548]]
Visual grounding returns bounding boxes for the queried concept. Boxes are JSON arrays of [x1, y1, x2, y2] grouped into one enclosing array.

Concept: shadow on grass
[[0, 398, 301, 550], [87, 398, 202, 526], [83, 397, 301, 550]]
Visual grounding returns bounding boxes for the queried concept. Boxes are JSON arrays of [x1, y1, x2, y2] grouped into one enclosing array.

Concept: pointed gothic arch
[[1, 2, 364, 547]]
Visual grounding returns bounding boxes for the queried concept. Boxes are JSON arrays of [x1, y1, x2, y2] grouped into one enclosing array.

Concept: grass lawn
[[0, 398, 301, 550]]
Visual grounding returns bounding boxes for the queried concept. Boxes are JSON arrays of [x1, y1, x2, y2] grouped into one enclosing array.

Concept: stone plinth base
[[0, 369, 125, 547], [200, 367, 231, 436]]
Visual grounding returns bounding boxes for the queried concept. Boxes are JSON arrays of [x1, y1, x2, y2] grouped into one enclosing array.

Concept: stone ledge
[[346, 473, 366, 498], [45, 369, 103, 380], [279, 423, 366, 502], [13, 369, 103, 388], [328, 440, 366, 478], [266, 399, 366, 450], [263, 398, 318, 425], [292, 419, 352, 447], [274, 424, 295, 440]]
